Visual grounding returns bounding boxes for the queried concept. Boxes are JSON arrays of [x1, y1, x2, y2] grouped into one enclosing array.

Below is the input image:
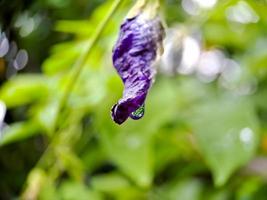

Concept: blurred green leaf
[[100, 130, 153, 188], [91, 173, 146, 200], [205, 189, 230, 200], [33, 98, 60, 135], [81, 143, 107, 173], [190, 96, 259, 186], [70, 69, 107, 109], [153, 129, 196, 173], [0, 121, 40, 146], [236, 177, 262, 200], [171, 179, 203, 200], [0, 75, 49, 108], [56, 147, 85, 181], [55, 20, 93, 36], [91, 173, 130, 193], [42, 41, 88, 75], [203, 23, 259, 50], [162, 178, 204, 200], [58, 181, 102, 200]]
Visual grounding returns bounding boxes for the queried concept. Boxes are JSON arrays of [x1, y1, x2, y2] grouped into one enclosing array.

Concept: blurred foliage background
[[1, 0, 267, 199]]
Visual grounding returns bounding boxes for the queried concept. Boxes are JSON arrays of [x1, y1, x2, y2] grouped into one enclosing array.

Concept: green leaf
[[58, 181, 102, 200], [81, 143, 107, 173], [0, 75, 49, 108], [189, 96, 259, 186], [155, 178, 204, 200], [91, 173, 144, 200], [100, 130, 153, 188], [0, 121, 40, 146], [236, 177, 263, 200], [167, 178, 204, 200], [34, 98, 60, 135], [91, 173, 130, 193], [56, 147, 85, 181], [55, 20, 93, 36], [153, 129, 196, 173], [42, 41, 88, 75]]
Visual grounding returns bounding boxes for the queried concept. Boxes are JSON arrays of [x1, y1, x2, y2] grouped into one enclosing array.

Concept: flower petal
[[111, 14, 164, 124]]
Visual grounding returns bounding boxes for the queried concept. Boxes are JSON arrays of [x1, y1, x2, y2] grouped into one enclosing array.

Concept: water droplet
[[130, 104, 145, 120]]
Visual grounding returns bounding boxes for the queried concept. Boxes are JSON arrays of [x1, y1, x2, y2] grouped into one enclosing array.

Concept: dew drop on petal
[[130, 104, 145, 120], [13, 49, 28, 70]]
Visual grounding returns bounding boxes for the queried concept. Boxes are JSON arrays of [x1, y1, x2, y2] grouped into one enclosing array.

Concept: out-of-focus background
[[0, 0, 267, 199]]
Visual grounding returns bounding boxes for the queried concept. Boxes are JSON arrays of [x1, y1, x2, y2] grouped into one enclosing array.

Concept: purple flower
[[111, 14, 164, 124]]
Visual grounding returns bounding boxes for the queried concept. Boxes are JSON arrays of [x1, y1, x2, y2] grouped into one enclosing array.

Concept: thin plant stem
[[35, 0, 124, 168], [20, 2, 126, 196], [52, 0, 124, 133]]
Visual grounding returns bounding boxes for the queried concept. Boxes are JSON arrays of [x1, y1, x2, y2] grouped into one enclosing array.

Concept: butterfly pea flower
[[111, 1, 165, 124]]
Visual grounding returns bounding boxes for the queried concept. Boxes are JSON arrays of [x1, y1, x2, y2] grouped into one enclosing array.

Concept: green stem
[[36, 0, 124, 168], [53, 0, 124, 132]]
